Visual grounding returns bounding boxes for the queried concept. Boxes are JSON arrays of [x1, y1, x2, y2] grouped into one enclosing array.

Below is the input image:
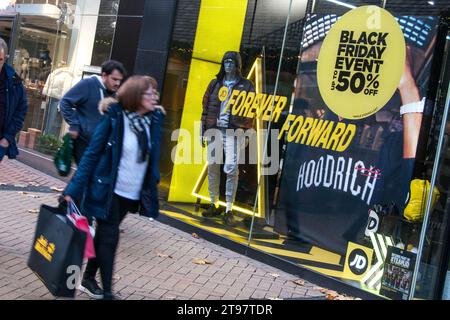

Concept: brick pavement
[[0, 159, 343, 300]]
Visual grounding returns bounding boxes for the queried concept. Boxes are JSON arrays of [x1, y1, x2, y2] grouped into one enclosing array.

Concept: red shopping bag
[[67, 202, 96, 260]]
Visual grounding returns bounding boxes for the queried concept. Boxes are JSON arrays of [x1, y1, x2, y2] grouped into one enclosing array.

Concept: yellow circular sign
[[317, 6, 405, 119], [218, 86, 229, 102]]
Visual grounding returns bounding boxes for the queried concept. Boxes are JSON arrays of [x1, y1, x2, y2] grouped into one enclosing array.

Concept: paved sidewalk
[[0, 159, 347, 300]]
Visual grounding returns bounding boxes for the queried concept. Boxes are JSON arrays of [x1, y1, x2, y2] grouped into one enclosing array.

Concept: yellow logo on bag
[[34, 235, 56, 262]]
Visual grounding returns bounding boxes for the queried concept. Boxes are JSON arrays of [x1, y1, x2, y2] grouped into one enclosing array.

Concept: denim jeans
[[206, 128, 244, 204]]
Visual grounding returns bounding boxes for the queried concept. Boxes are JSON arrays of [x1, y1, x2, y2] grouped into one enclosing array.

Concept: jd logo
[[343, 242, 373, 280], [364, 209, 379, 237], [348, 249, 368, 275]]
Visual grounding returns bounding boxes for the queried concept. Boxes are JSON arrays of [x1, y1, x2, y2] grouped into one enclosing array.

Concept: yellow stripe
[[306, 266, 349, 278], [161, 210, 249, 242], [250, 243, 341, 266], [309, 246, 342, 265], [168, 0, 249, 202]]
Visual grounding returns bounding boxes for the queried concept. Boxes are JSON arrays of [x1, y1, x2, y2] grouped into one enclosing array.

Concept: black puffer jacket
[[201, 76, 255, 131]]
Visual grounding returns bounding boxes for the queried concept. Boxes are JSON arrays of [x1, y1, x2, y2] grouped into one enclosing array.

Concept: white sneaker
[[78, 278, 104, 300]]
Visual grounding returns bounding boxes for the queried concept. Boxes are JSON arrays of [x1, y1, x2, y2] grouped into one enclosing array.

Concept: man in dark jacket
[[60, 60, 126, 164], [200, 51, 255, 225], [0, 38, 28, 162]]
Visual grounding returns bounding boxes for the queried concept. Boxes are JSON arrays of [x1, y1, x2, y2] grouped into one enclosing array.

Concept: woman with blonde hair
[[63, 75, 165, 300]]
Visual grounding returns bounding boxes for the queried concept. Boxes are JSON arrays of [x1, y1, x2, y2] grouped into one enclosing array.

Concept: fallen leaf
[[113, 274, 122, 281], [18, 191, 28, 195], [326, 294, 336, 300], [293, 279, 305, 286], [157, 253, 173, 259], [193, 259, 212, 265], [50, 186, 64, 192], [269, 273, 280, 278], [324, 290, 339, 300], [192, 233, 200, 239], [28, 209, 39, 214]]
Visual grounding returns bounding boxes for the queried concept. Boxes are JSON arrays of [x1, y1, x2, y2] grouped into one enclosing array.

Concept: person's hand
[[154, 105, 166, 115], [68, 131, 79, 139], [0, 138, 9, 148], [64, 195, 73, 203]]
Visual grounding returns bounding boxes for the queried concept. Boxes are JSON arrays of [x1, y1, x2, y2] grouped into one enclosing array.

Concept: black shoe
[[223, 211, 238, 226], [79, 278, 104, 300], [103, 292, 119, 300], [202, 204, 222, 218]]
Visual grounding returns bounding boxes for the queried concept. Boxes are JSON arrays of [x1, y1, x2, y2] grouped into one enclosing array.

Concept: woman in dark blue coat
[[64, 75, 165, 300]]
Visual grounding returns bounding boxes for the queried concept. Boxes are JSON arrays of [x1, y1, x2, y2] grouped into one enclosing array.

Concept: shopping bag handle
[[67, 200, 82, 217]]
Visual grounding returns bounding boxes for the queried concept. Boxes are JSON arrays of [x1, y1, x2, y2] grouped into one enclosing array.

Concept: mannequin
[[200, 51, 255, 226]]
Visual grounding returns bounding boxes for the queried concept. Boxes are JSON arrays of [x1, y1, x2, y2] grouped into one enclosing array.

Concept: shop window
[[413, 27, 450, 300], [159, 0, 448, 300], [161, 1, 299, 232], [3, 0, 118, 152], [270, 1, 447, 300]]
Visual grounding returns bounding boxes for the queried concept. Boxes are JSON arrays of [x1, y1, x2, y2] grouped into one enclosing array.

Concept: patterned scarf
[[124, 111, 152, 163]]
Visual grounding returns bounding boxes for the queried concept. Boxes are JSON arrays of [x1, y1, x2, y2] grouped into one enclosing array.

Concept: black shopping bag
[[27, 205, 87, 298]]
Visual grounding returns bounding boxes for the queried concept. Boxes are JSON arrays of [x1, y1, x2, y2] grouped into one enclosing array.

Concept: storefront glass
[[163, 0, 450, 299], [1, 0, 120, 152], [163, 0, 306, 240], [414, 26, 450, 300]]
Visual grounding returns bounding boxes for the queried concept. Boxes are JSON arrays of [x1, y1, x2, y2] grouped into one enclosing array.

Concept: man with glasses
[[60, 60, 127, 164], [0, 37, 28, 163]]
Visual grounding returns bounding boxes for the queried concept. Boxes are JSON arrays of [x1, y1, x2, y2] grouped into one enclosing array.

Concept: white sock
[[226, 202, 232, 213]]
